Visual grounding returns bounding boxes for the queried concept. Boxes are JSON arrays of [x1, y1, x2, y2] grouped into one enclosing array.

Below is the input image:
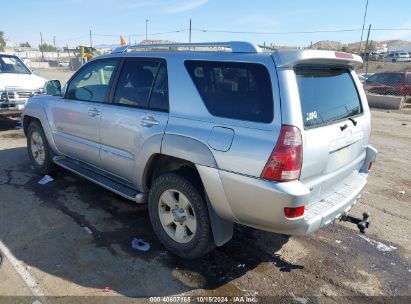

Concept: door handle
[[141, 116, 160, 127], [88, 107, 101, 117]]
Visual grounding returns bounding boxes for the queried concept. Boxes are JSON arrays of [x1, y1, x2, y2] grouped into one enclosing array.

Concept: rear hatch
[[273, 51, 369, 203]]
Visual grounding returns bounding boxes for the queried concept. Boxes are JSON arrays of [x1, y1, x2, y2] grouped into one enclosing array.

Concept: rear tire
[[148, 172, 214, 259], [27, 122, 55, 175]]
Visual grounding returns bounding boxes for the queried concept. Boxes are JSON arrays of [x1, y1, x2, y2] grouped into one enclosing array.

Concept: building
[[375, 43, 388, 54], [388, 45, 411, 53]]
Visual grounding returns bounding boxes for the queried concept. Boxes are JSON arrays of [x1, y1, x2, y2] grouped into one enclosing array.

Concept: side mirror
[[31, 69, 39, 76], [44, 80, 62, 96]]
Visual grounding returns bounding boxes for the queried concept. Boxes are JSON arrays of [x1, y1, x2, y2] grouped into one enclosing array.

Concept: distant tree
[[367, 41, 376, 52], [38, 43, 58, 52], [0, 31, 6, 52], [19, 41, 31, 48], [340, 46, 349, 52]]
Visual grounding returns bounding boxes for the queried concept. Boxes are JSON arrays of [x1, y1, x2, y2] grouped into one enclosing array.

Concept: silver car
[[22, 42, 377, 258], [382, 52, 411, 63]]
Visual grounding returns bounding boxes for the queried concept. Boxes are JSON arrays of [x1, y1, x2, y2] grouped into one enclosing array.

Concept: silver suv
[[22, 42, 377, 259]]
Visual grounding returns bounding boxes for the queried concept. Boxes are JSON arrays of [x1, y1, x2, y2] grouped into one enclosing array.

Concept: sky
[[2, 0, 411, 48]]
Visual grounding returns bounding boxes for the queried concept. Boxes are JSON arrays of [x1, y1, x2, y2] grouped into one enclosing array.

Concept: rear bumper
[[198, 145, 377, 236]]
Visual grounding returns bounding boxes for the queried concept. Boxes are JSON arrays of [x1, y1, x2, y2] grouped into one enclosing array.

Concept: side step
[[53, 156, 147, 203]]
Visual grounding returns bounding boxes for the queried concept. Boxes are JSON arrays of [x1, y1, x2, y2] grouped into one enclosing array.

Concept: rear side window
[[185, 60, 273, 123], [295, 67, 362, 128], [368, 73, 403, 85], [114, 60, 159, 108]]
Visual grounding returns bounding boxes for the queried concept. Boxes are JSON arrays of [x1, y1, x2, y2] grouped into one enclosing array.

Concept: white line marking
[[358, 234, 397, 252], [0, 240, 45, 300]]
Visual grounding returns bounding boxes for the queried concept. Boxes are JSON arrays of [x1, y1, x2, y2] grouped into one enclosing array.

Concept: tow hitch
[[340, 212, 370, 234]]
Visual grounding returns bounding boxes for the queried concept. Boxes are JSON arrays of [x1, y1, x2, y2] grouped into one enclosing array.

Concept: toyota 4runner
[[22, 42, 377, 259]]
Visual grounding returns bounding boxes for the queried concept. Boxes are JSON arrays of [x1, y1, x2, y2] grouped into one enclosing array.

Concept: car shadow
[[0, 116, 20, 131], [0, 146, 303, 297]]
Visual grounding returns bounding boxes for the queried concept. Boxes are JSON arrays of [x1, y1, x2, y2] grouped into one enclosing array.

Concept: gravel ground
[[0, 68, 410, 303]]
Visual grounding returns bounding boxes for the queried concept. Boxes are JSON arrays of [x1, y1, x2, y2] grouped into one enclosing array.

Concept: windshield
[[0, 55, 31, 74], [295, 66, 362, 128]]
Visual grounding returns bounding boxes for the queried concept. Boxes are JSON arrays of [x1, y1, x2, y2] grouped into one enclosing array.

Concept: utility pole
[[53, 36, 56, 48], [128, 36, 131, 45], [89, 29, 92, 47], [364, 24, 371, 74], [145, 19, 149, 41], [40, 32, 44, 59], [358, 0, 369, 54], [189, 18, 192, 43]]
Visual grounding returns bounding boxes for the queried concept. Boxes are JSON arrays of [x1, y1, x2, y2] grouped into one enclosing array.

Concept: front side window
[[295, 66, 363, 128], [113, 60, 160, 108], [66, 59, 117, 102], [0, 55, 31, 74], [185, 60, 274, 123]]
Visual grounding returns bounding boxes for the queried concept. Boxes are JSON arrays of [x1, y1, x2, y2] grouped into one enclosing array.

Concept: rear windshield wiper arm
[[349, 117, 357, 126]]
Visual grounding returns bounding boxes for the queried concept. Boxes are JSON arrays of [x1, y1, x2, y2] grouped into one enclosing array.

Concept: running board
[[53, 156, 147, 203]]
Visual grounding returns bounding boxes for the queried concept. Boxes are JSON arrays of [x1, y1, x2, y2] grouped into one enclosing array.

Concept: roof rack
[[111, 41, 261, 54]]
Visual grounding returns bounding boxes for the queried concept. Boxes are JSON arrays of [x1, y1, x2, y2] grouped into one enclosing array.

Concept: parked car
[[357, 73, 374, 83], [0, 53, 46, 117], [58, 61, 69, 68], [360, 51, 380, 61], [363, 72, 411, 96], [382, 52, 411, 63], [22, 42, 377, 258]]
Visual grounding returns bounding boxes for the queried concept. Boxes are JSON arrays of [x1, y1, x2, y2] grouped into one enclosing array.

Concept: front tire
[[27, 122, 55, 175], [148, 172, 214, 259]]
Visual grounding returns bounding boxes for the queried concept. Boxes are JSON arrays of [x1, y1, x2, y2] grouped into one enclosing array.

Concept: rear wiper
[[349, 117, 357, 126]]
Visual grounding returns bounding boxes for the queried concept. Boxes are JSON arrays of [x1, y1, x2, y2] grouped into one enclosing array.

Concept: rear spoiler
[[272, 50, 363, 68]]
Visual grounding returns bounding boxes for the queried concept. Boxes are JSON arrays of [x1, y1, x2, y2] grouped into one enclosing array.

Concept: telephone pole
[[364, 24, 372, 74], [89, 29, 92, 47], [145, 19, 149, 41], [358, 0, 369, 53], [40, 32, 44, 59], [53, 36, 56, 48], [189, 18, 192, 44]]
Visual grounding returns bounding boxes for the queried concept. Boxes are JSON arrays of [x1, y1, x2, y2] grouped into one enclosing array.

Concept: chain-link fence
[[356, 59, 411, 98]]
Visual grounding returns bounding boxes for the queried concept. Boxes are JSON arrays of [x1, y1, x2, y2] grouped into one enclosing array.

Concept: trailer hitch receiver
[[340, 212, 370, 234]]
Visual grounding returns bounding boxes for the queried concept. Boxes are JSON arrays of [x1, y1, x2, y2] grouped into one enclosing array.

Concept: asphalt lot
[[0, 69, 410, 303]]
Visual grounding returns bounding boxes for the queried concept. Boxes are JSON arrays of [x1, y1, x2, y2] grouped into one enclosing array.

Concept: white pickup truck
[[0, 53, 46, 117]]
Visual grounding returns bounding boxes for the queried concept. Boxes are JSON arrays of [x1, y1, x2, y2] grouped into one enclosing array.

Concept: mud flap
[[205, 194, 233, 246]]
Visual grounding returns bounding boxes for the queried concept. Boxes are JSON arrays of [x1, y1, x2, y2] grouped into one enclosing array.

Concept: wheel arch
[[143, 152, 233, 247], [22, 101, 59, 154]]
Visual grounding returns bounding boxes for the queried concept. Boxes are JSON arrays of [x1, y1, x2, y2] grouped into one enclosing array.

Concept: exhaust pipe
[[340, 212, 370, 234]]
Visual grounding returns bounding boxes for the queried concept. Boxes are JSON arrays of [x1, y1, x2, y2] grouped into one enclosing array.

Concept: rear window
[[295, 67, 362, 128], [185, 60, 274, 123]]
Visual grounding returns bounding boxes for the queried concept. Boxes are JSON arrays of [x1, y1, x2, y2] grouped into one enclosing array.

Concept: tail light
[[284, 206, 305, 218], [400, 84, 406, 95], [261, 125, 303, 182], [368, 162, 373, 171]]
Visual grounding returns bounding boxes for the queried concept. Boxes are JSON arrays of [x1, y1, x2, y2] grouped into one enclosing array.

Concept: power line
[[192, 28, 411, 35], [93, 29, 188, 38]]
